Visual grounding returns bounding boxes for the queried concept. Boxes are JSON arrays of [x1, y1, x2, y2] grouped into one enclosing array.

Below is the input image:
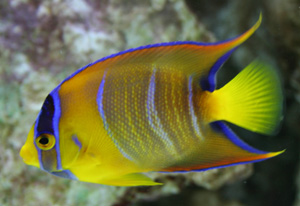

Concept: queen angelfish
[[20, 14, 284, 186]]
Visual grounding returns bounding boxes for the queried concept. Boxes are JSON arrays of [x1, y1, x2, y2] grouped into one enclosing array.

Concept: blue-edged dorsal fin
[[61, 14, 262, 90]]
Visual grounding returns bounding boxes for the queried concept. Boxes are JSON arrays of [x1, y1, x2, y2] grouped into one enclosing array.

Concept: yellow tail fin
[[204, 60, 283, 135]]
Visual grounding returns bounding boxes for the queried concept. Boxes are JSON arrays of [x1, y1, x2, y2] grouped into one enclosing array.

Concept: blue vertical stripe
[[188, 75, 204, 140], [97, 70, 108, 130], [34, 92, 63, 171], [96, 70, 133, 161], [34, 89, 77, 179], [146, 68, 175, 149], [34, 110, 44, 170], [51, 90, 63, 170]]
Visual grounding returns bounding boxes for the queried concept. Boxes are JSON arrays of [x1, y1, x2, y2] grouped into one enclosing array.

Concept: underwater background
[[0, 0, 299, 205]]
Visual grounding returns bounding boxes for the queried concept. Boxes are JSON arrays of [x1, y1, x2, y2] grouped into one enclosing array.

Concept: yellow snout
[[20, 125, 39, 168]]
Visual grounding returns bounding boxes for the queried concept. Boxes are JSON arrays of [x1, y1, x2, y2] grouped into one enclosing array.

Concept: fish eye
[[36, 134, 55, 150]]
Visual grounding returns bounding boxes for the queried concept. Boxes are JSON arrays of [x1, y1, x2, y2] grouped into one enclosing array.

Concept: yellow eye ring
[[36, 134, 56, 150]]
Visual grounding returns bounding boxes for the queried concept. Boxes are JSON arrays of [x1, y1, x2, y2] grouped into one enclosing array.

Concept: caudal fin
[[204, 60, 283, 135]]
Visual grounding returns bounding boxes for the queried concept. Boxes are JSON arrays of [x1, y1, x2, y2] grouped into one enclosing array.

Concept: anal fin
[[159, 121, 283, 173]]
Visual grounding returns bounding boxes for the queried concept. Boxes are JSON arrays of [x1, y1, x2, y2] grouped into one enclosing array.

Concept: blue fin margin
[[200, 48, 236, 92], [158, 121, 269, 173]]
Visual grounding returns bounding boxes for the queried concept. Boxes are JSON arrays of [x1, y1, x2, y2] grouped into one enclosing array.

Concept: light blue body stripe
[[34, 92, 63, 171], [51, 89, 77, 179], [147, 68, 175, 148], [51, 90, 63, 170], [34, 110, 44, 170], [188, 75, 204, 140], [34, 90, 77, 180], [96, 70, 133, 161], [97, 71, 108, 129]]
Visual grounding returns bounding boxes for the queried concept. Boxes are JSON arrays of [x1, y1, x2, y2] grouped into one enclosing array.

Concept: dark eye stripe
[[36, 94, 55, 135]]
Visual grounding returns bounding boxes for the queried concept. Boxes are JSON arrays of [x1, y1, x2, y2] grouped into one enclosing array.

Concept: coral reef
[[0, 0, 299, 206]]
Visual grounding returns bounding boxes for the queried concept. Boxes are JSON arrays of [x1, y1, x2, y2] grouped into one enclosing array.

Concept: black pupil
[[39, 136, 49, 145]]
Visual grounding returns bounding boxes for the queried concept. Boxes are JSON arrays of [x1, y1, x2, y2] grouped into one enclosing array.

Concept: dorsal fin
[[60, 14, 262, 90]]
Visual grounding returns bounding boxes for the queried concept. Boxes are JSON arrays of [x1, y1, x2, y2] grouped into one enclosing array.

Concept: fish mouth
[[20, 145, 39, 167], [19, 146, 27, 161], [21, 124, 39, 167]]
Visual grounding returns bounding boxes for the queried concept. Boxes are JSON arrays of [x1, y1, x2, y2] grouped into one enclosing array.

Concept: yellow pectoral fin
[[99, 173, 162, 187]]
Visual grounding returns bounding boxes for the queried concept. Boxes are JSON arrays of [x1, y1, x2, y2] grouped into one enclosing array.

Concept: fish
[[20, 14, 284, 186]]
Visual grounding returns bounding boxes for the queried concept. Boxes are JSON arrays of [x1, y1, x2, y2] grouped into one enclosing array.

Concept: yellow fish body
[[20, 15, 283, 186]]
